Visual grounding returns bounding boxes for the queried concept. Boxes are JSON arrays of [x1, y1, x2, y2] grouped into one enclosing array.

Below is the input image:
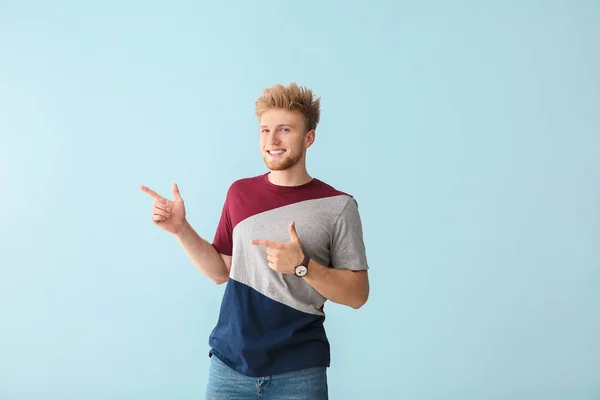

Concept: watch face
[[295, 265, 308, 277]]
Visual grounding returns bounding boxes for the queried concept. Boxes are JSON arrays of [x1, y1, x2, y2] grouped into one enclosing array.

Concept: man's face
[[259, 108, 314, 171]]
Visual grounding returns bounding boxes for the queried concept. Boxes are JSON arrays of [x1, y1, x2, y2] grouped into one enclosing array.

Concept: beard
[[262, 148, 303, 171]]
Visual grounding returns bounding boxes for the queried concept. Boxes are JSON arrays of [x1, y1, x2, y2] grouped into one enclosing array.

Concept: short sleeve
[[330, 197, 369, 271], [212, 196, 233, 256]]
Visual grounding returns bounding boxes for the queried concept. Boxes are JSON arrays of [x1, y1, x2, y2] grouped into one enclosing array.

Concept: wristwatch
[[294, 254, 310, 277]]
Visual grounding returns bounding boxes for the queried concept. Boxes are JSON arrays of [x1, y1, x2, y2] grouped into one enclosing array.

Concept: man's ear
[[305, 129, 316, 148]]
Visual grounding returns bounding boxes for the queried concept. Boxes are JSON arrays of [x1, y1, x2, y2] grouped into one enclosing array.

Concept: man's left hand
[[251, 221, 305, 274]]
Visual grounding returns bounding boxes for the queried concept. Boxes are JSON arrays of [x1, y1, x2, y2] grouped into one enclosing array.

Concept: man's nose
[[266, 131, 280, 145]]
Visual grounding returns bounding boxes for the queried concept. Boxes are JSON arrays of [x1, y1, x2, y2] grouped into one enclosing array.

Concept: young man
[[141, 82, 369, 399]]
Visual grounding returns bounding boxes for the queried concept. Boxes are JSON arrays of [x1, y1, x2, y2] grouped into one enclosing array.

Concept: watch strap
[[301, 254, 310, 267]]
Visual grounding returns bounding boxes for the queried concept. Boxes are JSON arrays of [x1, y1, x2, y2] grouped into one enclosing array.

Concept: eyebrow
[[260, 124, 293, 129]]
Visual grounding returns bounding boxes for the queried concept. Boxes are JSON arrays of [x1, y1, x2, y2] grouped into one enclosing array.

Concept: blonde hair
[[254, 82, 321, 131]]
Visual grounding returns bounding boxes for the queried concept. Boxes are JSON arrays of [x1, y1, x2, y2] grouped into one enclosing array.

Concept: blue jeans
[[205, 355, 328, 400]]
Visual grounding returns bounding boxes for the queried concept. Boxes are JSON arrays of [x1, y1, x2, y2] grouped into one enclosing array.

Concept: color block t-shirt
[[208, 172, 368, 377]]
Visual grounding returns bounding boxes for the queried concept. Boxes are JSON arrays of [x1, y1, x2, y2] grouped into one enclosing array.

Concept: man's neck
[[267, 168, 313, 187]]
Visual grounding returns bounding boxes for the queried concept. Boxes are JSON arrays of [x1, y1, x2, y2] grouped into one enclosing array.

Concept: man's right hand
[[141, 183, 186, 234]]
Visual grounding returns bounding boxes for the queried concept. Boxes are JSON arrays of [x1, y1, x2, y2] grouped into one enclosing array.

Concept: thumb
[[289, 221, 300, 242], [172, 183, 182, 200]]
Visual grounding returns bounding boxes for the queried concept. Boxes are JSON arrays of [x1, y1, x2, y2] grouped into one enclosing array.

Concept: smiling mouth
[[267, 150, 286, 155]]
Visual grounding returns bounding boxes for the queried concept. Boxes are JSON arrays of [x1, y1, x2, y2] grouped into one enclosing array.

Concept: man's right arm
[[175, 219, 231, 285]]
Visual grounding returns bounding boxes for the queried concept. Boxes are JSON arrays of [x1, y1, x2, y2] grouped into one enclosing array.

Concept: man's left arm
[[303, 260, 369, 309], [252, 197, 370, 310], [308, 196, 370, 309]]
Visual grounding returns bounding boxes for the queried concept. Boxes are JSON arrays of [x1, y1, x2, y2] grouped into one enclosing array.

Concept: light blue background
[[1, 1, 599, 399]]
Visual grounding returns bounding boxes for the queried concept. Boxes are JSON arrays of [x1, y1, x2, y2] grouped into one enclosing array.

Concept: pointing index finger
[[252, 239, 283, 249], [141, 185, 167, 204]]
